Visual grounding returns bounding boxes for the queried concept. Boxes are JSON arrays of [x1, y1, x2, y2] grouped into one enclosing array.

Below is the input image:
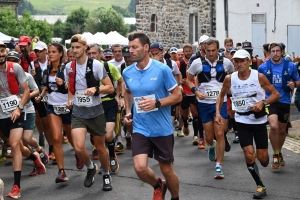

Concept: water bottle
[[0, 178, 4, 200]]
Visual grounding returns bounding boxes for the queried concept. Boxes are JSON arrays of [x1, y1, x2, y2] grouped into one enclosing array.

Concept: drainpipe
[[272, 0, 276, 32], [210, 0, 213, 36], [224, 0, 228, 38]]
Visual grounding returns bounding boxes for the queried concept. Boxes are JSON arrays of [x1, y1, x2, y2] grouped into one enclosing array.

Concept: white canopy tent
[[0, 32, 19, 43], [105, 31, 128, 45]]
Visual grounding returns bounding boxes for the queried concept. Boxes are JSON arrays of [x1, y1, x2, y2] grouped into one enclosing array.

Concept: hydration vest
[[250, 56, 258, 70], [166, 59, 172, 69], [197, 57, 226, 83], [69, 58, 99, 96], [102, 61, 116, 98], [6, 61, 19, 95], [179, 59, 188, 79], [265, 59, 291, 92], [42, 64, 68, 94], [33, 59, 43, 85]]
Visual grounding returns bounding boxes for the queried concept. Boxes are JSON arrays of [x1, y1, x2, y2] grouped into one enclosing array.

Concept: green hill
[[29, 0, 131, 15]]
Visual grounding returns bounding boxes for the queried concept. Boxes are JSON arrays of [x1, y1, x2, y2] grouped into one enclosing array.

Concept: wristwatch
[[262, 100, 268, 106], [155, 99, 161, 108], [18, 104, 24, 111], [95, 86, 100, 94]]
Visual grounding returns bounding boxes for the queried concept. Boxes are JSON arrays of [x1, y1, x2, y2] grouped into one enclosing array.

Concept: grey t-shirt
[[24, 72, 38, 114], [0, 62, 28, 119]]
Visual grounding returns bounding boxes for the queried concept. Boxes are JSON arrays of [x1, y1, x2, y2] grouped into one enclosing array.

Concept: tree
[[127, 0, 136, 14], [85, 7, 129, 36], [17, 0, 36, 15], [18, 11, 53, 44], [52, 19, 64, 38], [111, 5, 134, 17], [0, 8, 19, 37], [62, 7, 89, 40]]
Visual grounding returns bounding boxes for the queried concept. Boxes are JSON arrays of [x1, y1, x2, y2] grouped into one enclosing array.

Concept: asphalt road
[[1, 111, 300, 200]]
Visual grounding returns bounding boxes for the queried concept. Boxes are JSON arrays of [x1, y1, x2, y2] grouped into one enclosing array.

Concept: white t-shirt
[[29, 59, 48, 73], [163, 59, 180, 75], [187, 56, 234, 104], [47, 69, 69, 106], [108, 58, 124, 67], [24, 72, 37, 114]]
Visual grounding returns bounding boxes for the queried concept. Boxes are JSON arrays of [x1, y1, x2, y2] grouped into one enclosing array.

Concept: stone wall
[[0, 2, 20, 16], [135, 0, 216, 49]]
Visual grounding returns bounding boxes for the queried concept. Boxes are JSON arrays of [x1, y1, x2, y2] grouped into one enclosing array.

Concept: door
[[252, 14, 266, 58], [288, 25, 300, 57]]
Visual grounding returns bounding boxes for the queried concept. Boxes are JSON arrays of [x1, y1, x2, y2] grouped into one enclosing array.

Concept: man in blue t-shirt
[[258, 42, 300, 169], [123, 32, 182, 200]]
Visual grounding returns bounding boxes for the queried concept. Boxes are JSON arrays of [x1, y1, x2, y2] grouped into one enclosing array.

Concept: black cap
[[242, 40, 253, 49], [122, 46, 130, 56]]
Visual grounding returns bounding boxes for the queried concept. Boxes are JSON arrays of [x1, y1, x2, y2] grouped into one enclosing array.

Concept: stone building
[[135, 0, 216, 49], [0, 0, 24, 16]]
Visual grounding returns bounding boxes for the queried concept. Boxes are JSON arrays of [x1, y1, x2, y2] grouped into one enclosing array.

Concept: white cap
[[170, 47, 178, 53], [198, 35, 209, 44], [232, 49, 251, 59], [33, 41, 47, 50], [177, 48, 183, 52]]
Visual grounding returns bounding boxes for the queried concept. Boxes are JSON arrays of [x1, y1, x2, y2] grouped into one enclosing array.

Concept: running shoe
[[208, 140, 216, 161], [6, 146, 12, 158], [75, 154, 84, 170], [177, 130, 184, 137], [183, 127, 190, 136], [102, 174, 113, 191], [110, 155, 120, 173], [92, 148, 99, 160], [39, 134, 45, 148], [6, 184, 21, 199], [198, 138, 206, 149], [39, 149, 49, 165], [214, 166, 224, 179], [233, 135, 240, 144], [253, 185, 267, 199], [55, 170, 68, 183], [152, 177, 167, 200], [225, 135, 231, 152], [192, 136, 198, 146], [115, 142, 125, 153], [279, 153, 285, 167], [49, 152, 55, 161], [271, 154, 281, 169], [84, 163, 98, 187], [126, 137, 132, 150], [33, 152, 46, 174], [62, 135, 69, 144]]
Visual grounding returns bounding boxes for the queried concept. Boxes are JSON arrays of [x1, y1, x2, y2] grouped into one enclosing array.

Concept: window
[[150, 14, 157, 32], [252, 14, 265, 23], [189, 14, 198, 44]]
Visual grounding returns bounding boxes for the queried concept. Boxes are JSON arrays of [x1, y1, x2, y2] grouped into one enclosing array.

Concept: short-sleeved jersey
[[123, 59, 177, 137], [20, 52, 36, 72], [163, 59, 180, 75], [258, 59, 300, 104]]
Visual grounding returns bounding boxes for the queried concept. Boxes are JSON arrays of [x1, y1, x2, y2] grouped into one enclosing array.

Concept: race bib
[[75, 91, 93, 106], [134, 94, 158, 114], [53, 105, 70, 115], [42, 93, 49, 103], [0, 95, 19, 112], [204, 88, 221, 99], [231, 96, 248, 111]]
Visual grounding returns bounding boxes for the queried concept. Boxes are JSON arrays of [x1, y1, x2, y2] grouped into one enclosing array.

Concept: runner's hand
[[55, 77, 64, 86], [215, 114, 223, 125], [35, 96, 42, 103], [66, 100, 73, 110], [196, 92, 207, 100], [138, 97, 156, 111], [124, 113, 132, 125], [11, 107, 21, 123], [84, 87, 96, 96], [250, 101, 264, 112]]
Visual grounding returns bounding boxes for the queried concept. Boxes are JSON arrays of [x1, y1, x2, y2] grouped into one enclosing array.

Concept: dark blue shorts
[[197, 102, 228, 123], [46, 105, 72, 125]]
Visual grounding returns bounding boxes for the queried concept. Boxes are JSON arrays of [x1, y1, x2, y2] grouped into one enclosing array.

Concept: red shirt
[[20, 51, 36, 72]]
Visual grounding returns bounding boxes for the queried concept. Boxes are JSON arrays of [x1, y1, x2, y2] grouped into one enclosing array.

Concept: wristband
[[294, 81, 297, 88], [191, 87, 198, 94]]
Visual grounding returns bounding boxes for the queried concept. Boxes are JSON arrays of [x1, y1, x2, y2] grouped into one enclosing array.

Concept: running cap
[[33, 41, 47, 51], [7, 51, 20, 60], [229, 47, 238, 54], [122, 46, 130, 56], [150, 42, 163, 50], [198, 35, 209, 44], [0, 41, 6, 48], [241, 40, 253, 50], [18, 36, 31, 46], [170, 47, 178, 53], [232, 49, 251, 60], [71, 34, 90, 50]]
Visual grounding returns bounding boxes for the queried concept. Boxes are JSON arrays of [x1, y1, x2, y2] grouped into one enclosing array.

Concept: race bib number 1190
[[0, 95, 19, 112]]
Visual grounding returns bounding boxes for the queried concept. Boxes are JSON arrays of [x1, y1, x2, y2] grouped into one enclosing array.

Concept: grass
[[29, 0, 131, 15]]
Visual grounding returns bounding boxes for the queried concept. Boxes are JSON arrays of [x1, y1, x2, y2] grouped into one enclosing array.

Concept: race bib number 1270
[[205, 88, 220, 99]]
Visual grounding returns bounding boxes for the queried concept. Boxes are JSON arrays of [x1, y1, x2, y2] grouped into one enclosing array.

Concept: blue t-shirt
[[258, 59, 300, 104], [123, 59, 177, 137]]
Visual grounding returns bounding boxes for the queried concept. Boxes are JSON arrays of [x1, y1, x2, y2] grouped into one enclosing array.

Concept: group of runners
[[0, 31, 299, 200]]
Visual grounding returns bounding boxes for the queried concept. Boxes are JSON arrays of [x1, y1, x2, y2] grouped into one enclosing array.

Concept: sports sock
[[192, 117, 198, 137], [171, 197, 179, 200], [86, 161, 94, 169], [247, 162, 264, 187], [28, 153, 37, 161], [153, 179, 162, 189], [117, 135, 123, 143], [102, 168, 110, 175], [182, 116, 188, 128], [198, 115, 204, 138], [260, 156, 269, 167], [274, 151, 280, 155], [216, 162, 221, 168], [14, 171, 21, 188], [49, 145, 53, 154], [106, 139, 115, 158], [125, 132, 131, 138]]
